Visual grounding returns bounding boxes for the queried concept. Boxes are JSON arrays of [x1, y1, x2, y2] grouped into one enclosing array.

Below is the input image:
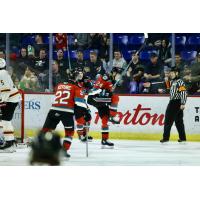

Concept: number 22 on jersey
[[54, 90, 71, 105]]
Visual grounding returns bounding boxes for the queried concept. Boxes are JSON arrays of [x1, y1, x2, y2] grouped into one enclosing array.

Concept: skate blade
[[178, 142, 187, 145], [16, 143, 28, 149], [80, 140, 93, 143], [101, 145, 114, 149]]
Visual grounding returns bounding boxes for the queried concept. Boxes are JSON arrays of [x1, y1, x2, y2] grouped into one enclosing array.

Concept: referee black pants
[[163, 99, 186, 141]]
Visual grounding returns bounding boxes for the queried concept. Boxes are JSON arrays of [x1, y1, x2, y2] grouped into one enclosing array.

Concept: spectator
[[55, 49, 69, 78], [108, 50, 127, 72], [13, 77, 20, 89], [55, 33, 67, 51], [129, 73, 144, 94], [52, 60, 63, 88], [74, 33, 91, 50], [16, 47, 31, 71], [98, 33, 109, 60], [143, 53, 163, 93], [15, 47, 33, 79], [128, 54, 145, 94], [33, 34, 47, 57], [175, 53, 186, 72], [129, 52, 142, 70], [85, 51, 105, 80], [113, 68, 131, 94], [158, 39, 171, 63], [27, 45, 36, 68], [0, 50, 5, 59], [144, 53, 163, 82], [34, 48, 49, 74], [195, 52, 200, 63], [156, 68, 171, 94], [18, 67, 40, 92], [90, 34, 100, 49], [43, 60, 64, 91], [71, 50, 86, 70]]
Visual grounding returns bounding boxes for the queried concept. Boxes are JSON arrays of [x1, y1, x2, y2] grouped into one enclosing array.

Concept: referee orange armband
[[178, 86, 186, 92]]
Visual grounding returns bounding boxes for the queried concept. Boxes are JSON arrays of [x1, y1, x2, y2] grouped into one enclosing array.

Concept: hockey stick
[[112, 33, 148, 91], [85, 122, 89, 157], [66, 34, 72, 71], [94, 97, 112, 103]]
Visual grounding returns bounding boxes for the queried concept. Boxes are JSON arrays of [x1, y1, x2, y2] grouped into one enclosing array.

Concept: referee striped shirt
[[170, 78, 187, 105]]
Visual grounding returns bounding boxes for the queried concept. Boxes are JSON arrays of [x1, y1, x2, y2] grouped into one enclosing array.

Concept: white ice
[[0, 139, 200, 166]]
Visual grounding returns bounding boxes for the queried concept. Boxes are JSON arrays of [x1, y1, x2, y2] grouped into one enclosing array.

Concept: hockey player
[[0, 58, 21, 152], [87, 73, 120, 148], [74, 68, 93, 142], [41, 69, 90, 157]]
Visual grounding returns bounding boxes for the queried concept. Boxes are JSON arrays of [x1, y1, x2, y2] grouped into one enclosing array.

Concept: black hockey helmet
[[30, 131, 62, 166], [69, 68, 83, 82]]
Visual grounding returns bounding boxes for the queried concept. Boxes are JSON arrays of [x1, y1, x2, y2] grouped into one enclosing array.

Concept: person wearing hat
[[160, 67, 187, 143], [0, 58, 22, 152]]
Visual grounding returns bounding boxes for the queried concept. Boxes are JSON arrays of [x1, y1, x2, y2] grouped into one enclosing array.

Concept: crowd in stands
[[0, 33, 200, 94]]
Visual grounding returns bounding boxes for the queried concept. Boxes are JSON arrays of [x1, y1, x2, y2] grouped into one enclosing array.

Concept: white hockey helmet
[[0, 58, 6, 69]]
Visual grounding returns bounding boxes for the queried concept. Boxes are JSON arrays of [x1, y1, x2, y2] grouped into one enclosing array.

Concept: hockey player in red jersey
[[87, 73, 120, 148], [38, 69, 90, 158], [74, 68, 93, 142]]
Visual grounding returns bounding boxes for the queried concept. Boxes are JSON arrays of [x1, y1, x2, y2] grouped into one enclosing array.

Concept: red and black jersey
[[51, 82, 87, 113], [93, 75, 113, 92]]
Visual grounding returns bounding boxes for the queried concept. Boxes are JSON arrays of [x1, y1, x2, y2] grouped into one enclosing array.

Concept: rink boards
[[12, 94, 200, 141]]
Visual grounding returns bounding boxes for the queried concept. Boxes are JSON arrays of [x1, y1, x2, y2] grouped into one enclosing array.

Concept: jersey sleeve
[[0, 70, 14, 102], [74, 87, 88, 109]]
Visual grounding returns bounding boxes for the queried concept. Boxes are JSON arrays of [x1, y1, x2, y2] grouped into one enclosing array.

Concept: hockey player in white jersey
[[0, 58, 21, 152]]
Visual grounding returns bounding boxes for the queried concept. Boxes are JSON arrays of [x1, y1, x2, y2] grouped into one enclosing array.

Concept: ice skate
[[79, 135, 93, 142], [178, 139, 187, 144], [101, 139, 114, 149], [160, 139, 169, 144], [0, 139, 16, 153]]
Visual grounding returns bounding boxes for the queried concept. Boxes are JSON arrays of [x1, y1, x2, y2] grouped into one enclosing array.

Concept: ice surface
[[0, 140, 200, 166]]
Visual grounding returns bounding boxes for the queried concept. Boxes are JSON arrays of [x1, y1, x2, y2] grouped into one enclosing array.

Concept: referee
[[160, 67, 187, 143]]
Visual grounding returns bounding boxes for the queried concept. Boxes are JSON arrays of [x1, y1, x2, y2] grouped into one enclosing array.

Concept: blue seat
[[121, 50, 132, 60], [118, 35, 129, 46], [43, 36, 55, 45], [128, 35, 145, 51], [70, 50, 77, 59], [53, 51, 57, 60], [188, 36, 200, 44], [63, 50, 68, 59], [169, 35, 186, 53], [169, 35, 186, 45], [129, 35, 145, 45], [180, 50, 197, 61], [186, 36, 200, 51], [21, 36, 34, 46]]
